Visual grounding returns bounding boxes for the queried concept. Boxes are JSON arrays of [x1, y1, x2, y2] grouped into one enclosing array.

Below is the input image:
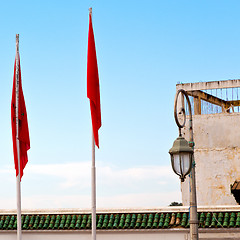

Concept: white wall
[[0, 230, 188, 240], [1, 229, 240, 240], [182, 113, 240, 205]]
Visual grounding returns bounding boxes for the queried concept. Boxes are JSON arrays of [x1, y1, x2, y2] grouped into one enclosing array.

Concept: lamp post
[[169, 89, 199, 240]]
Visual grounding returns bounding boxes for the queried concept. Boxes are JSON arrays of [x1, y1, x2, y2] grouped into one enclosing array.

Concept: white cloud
[[23, 162, 178, 190], [0, 191, 181, 210], [25, 162, 91, 189], [0, 162, 182, 209]]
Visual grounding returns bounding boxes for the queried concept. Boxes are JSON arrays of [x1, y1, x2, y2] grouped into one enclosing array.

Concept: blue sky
[[0, 0, 240, 209]]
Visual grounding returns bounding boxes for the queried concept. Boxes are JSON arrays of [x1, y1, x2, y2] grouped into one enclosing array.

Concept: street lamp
[[169, 136, 193, 182], [169, 89, 199, 240]]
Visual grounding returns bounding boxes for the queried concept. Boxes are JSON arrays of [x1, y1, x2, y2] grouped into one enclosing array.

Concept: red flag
[[87, 13, 102, 148], [11, 53, 30, 180]]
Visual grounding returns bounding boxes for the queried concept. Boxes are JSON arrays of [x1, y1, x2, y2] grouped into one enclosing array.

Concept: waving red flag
[[11, 53, 30, 180], [87, 12, 102, 148]]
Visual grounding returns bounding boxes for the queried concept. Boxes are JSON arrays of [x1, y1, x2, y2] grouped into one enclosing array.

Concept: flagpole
[[89, 8, 96, 240], [15, 34, 22, 240], [88, 7, 100, 240], [91, 130, 96, 240]]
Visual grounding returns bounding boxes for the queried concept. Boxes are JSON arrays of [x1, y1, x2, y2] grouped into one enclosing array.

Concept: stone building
[[176, 80, 240, 206]]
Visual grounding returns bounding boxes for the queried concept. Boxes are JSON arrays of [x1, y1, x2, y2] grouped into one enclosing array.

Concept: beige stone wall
[[181, 113, 240, 206]]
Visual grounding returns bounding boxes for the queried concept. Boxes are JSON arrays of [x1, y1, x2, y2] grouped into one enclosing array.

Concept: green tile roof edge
[[1, 206, 240, 231]]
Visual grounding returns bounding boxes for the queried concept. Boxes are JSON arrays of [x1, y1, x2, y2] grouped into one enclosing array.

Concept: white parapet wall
[[1, 226, 240, 240], [0, 230, 188, 240], [176, 79, 240, 91]]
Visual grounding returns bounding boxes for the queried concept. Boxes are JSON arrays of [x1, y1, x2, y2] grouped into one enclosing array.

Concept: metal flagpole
[[89, 8, 96, 240], [15, 34, 22, 240], [91, 131, 96, 240]]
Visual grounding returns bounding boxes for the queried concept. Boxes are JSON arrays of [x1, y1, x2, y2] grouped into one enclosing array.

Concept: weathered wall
[[181, 113, 240, 206]]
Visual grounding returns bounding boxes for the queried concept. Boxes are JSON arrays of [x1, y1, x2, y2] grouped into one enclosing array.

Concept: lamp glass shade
[[172, 152, 191, 177], [169, 136, 193, 181]]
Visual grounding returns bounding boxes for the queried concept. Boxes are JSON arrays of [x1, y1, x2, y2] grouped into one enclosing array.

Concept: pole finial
[[89, 7, 92, 16], [16, 34, 19, 54]]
